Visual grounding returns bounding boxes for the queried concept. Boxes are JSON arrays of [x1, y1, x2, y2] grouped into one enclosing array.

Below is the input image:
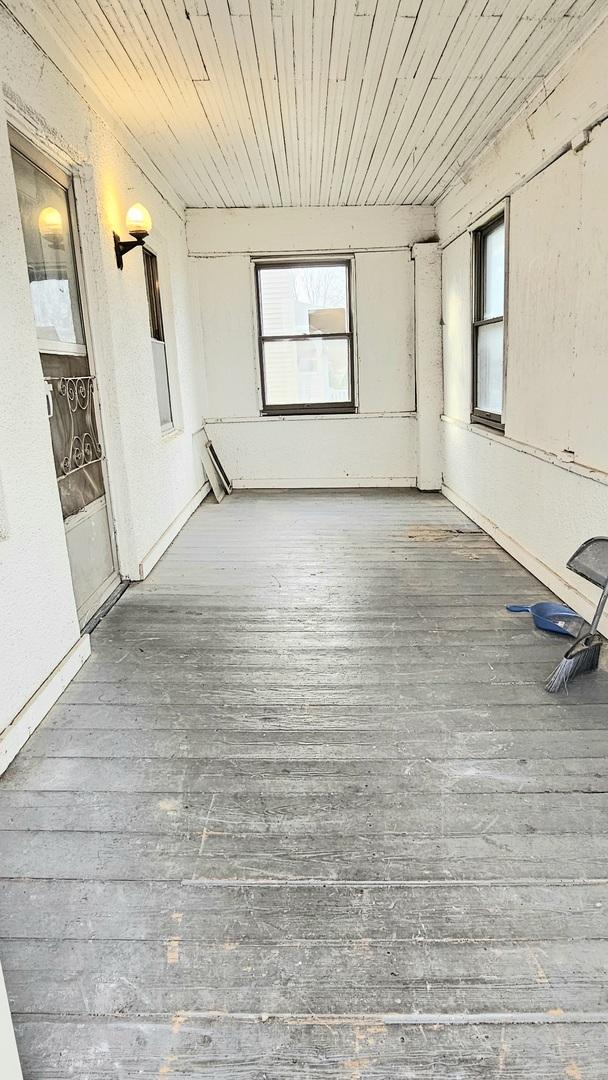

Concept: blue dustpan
[[506, 602, 584, 636]]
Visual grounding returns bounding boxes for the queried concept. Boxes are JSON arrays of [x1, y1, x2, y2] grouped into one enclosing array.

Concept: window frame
[[471, 207, 508, 432], [143, 246, 174, 434], [254, 258, 356, 416]]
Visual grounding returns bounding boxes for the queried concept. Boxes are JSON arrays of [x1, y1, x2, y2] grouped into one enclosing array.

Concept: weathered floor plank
[[4, 753, 608, 794], [5, 937, 608, 1015], [2, 879, 607, 942], [10, 1018, 608, 1079], [2, 789, 608, 835], [16, 726, 608, 759], [4, 826, 608, 881], [41, 701, 608, 732], [2, 489, 608, 1078]]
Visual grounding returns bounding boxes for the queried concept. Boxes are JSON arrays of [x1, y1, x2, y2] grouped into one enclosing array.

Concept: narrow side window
[[472, 213, 506, 429], [143, 248, 173, 432]]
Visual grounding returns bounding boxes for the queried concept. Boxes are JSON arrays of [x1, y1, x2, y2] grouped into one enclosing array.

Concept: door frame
[[8, 124, 121, 624]]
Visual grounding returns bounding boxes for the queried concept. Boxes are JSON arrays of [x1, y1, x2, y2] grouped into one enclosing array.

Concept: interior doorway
[[10, 133, 119, 627]]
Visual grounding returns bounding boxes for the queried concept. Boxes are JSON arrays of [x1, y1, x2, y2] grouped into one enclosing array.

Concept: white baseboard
[[0, 963, 22, 1080], [0, 635, 91, 776], [442, 484, 608, 636], [138, 482, 211, 579], [232, 477, 417, 489]]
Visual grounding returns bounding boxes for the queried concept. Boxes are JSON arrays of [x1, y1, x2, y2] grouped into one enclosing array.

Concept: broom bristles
[[545, 640, 601, 693]]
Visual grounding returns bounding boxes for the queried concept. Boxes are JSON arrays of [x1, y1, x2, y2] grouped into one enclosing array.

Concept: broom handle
[[589, 580, 608, 635]]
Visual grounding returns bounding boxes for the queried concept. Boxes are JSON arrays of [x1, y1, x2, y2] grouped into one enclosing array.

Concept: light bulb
[[125, 203, 152, 238], [38, 206, 64, 247]]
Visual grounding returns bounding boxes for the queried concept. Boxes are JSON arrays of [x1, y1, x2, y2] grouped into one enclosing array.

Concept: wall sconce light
[[113, 203, 152, 270], [38, 206, 64, 249]]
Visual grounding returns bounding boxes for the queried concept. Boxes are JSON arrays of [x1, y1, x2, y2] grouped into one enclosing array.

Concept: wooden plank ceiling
[[9, 0, 607, 206]]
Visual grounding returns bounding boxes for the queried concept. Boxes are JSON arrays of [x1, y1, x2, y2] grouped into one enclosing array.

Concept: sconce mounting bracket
[[114, 232, 146, 270]]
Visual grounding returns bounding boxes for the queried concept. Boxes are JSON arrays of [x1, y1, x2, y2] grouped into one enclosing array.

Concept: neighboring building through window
[[255, 261, 355, 414], [143, 248, 173, 431], [472, 212, 506, 429]]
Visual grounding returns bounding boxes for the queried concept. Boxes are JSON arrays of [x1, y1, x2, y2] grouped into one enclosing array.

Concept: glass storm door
[[11, 142, 118, 626]]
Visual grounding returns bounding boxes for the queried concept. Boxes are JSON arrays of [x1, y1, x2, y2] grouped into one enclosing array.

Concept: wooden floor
[[2, 490, 608, 1078]]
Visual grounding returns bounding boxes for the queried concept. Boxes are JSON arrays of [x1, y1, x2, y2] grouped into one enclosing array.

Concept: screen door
[[11, 140, 118, 626]]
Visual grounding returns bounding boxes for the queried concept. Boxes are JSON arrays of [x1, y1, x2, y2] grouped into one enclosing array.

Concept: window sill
[[160, 425, 182, 442], [443, 414, 608, 488], [470, 412, 504, 434], [261, 405, 357, 418]]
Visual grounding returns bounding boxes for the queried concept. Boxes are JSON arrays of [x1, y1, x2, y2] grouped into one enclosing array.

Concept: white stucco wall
[[439, 17, 608, 624], [0, 8, 206, 739], [187, 206, 436, 487]]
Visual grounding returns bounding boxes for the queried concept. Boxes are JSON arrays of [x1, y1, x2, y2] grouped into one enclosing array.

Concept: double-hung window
[[143, 248, 173, 432], [472, 212, 507, 429], [255, 260, 355, 415]]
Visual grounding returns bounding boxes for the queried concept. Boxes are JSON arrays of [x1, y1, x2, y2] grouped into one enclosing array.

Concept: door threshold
[[81, 579, 130, 636]]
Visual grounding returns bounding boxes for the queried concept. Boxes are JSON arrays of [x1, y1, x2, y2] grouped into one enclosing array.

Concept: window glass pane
[[144, 249, 165, 342], [263, 338, 350, 406], [259, 264, 348, 336], [482, 220, 505, 319], [152, 339, 173, 428], [476, 321, 503, 416], [11, 149, 84, 345]]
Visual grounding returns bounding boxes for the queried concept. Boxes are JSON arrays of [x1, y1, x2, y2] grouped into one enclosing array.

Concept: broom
[[546, 579, 608, 693]]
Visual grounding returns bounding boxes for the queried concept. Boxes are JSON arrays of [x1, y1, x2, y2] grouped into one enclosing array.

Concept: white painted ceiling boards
[[5, 0, 607, 207]]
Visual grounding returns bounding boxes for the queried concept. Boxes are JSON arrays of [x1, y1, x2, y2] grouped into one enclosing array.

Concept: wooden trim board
[[443, 483, 608, 644], [232, 476, 417, 489], [200, 441, 232, 503], [0, 635, 91, 776], [0, 963, 22, 1080], [138, 482, 211, 579]]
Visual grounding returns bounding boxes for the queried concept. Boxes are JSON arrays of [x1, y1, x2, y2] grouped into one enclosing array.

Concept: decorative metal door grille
[[54, 376, 102, 477], [44, 373, 105, 518]]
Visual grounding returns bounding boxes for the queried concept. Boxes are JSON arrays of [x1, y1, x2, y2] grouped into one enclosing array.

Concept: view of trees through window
[[294, 265, 346, 312]]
